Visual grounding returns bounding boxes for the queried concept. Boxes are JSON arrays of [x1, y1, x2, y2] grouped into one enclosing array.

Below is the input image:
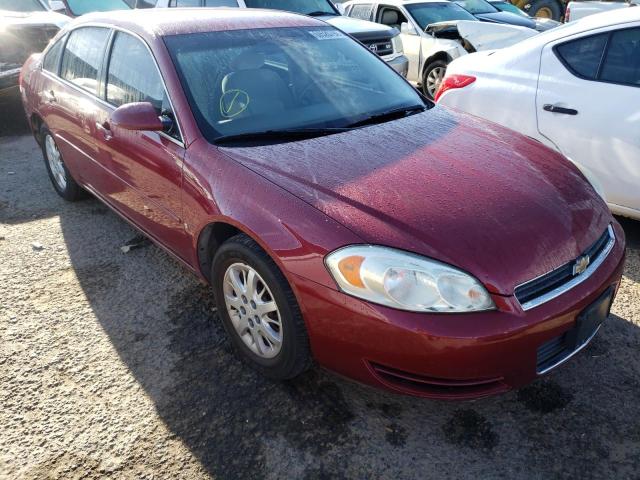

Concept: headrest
[[230, 51, 266, 71], [382, 10, 399, 25]]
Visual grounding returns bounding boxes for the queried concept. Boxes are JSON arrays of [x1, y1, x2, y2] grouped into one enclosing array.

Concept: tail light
[[434, 74, 476, 102]]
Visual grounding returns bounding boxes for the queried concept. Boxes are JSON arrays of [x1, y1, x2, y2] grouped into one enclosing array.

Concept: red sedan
[[20, 8, 625, 399]]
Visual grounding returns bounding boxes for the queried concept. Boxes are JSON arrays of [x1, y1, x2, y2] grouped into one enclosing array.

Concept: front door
[[536, 24, 640, 216], [95, 30, 189, 257]]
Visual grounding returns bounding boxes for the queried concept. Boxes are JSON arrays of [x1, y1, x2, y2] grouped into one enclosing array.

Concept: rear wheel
[[527, 0, 562, 20], [40, 125, 85, 201], [212, 234, 312, 379], [422, 60, 448, 101]]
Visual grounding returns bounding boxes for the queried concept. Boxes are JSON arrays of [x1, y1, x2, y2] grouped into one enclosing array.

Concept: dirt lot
[[1, 94, 639, 479]]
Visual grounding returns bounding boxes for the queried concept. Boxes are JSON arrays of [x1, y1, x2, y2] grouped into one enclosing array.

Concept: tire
[[39, 125, 85, 201], [422, 60, 448, 101], [211, 233, 312, 380], [526, 0, 562, 21]]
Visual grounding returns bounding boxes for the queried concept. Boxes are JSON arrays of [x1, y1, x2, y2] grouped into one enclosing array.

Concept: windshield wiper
[[347, 105, 426, 128], [306, 10, 337, 16], [214, 127, 351, 145]]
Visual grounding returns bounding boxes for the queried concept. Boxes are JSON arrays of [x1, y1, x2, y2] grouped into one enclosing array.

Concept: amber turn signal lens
[[337, 255, 365, 288]]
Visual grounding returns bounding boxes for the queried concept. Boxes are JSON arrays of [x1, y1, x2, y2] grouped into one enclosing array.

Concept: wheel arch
[[422, 51, 453, 76], [30, 113, 44, 145]]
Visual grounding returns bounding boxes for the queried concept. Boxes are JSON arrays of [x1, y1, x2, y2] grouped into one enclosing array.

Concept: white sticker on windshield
[[308, 30, 346, 40]]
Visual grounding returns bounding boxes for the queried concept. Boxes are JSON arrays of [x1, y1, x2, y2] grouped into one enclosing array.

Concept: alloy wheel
[[223, 262, 283, 359], [45, 134, 67, 190], [426, 66, 446, 99]]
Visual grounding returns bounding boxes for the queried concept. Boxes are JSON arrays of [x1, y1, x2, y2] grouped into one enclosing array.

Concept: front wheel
[[212, 234, 312, 380], [422, 60, 448, 101]]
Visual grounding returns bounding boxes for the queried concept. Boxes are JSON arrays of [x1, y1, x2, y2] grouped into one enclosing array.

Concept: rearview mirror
[[400, 22, 418, 36], [110, 102, 165, 132]]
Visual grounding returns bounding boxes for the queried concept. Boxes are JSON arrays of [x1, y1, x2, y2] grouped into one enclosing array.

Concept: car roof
[[70, 7, 324, 39]]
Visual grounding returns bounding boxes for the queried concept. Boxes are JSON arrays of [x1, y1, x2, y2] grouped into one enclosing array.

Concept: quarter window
[[106, 32, 181, 140], [43, 36, 65, 74], [600, 28, 640, 86], [60, 27, 110, 95], [555, 33, 608, 80]]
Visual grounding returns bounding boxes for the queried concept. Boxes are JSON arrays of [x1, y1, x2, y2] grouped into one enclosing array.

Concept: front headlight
[[325, 246, 495, 313], [391, 34, 403, 55]]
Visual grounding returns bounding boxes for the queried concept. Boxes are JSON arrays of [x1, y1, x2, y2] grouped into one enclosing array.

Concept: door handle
[[543, 104, 578, 115], [95, 121, 113, 140], [43, 90, 56, 103]]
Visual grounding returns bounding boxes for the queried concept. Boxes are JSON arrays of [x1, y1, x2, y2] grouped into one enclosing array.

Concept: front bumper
[[293, 222, 626, 400], [384, 54, 409, 78]]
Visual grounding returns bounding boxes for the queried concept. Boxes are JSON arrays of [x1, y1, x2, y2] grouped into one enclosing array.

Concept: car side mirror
[[110, 102, 165, 132], [48, 0, 67, 13], [400, 22, 418, 36]]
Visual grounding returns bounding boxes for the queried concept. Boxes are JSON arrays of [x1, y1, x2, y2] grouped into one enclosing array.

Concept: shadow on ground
[[3, 128, 640, 479]]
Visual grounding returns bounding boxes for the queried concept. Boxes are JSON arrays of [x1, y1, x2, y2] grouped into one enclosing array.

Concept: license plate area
[[536, 286, 614, 374]]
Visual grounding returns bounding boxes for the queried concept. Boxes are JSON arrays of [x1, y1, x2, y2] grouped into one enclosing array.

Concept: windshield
[[491, 1, 529, 17], [243, 0, 337, 15], [405, 2, 476, 30], [0, 0, 45, 12], [164, 26, 425, 143], [453, 0, 498, 15], [63, 0, 132, 15]]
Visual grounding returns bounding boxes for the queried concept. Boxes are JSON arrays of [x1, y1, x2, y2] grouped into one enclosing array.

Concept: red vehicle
[[20, 8, 625, 399]]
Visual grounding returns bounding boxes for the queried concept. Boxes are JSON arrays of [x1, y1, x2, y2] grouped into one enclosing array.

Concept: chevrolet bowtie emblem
[[573, 255, 590, 276]]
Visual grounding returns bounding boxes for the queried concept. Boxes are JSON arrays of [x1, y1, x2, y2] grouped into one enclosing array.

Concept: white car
[[565, 0, 637, 22], [343, 0, 537, 98], [437, 9, 640, 220]]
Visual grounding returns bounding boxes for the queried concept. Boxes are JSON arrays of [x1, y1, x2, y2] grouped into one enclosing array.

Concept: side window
[[106, 32, 181, 140], [555, 33, 608, 80], [600, 28, 640, 87], [348, 3, 373, 20], [169, 0, 201, 5], [204, 0, 238, 5], [43, 35, 65, 74], [60, 27, 110, 95], [377, 6, 408, 30]]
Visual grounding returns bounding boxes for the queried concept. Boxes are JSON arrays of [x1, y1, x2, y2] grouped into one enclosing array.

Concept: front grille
[[515, 225, 614, 310], [361, 38, 393, 57], [369, 362, 507, 399]]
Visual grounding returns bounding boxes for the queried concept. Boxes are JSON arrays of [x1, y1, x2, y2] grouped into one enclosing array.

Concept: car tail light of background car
[[434, 75, 476, 102]]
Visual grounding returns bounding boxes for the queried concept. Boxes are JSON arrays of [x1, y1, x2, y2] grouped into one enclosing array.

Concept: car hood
[[428, 20, 537, 50], [475, 11, 536, 28], [219, 108, 611, 295], [0, 10, 69, 29], [321, 15, 397, 40]]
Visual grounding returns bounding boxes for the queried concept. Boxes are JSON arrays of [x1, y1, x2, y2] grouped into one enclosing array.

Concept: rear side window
[[555, 33, 608, 80], [43, 36, 65, 74], [60, 27, 110, 95], [349, 3, 374, 20], [600, 28, 640, 87]]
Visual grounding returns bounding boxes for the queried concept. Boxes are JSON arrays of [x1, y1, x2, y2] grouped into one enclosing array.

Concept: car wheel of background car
[[422, 60, 448, 101], [212, 233, 312, 380], [40, 125, 85, 202], [527, 0, 562, 20]]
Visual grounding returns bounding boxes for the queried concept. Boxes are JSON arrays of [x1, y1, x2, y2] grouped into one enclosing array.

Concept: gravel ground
[[1, 94, 639, 479]]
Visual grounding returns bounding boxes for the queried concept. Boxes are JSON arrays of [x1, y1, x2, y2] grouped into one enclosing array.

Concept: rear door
[[54, 27, 112, 188], [536, 24, 640, 216], [95, 30, 190, 256]]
